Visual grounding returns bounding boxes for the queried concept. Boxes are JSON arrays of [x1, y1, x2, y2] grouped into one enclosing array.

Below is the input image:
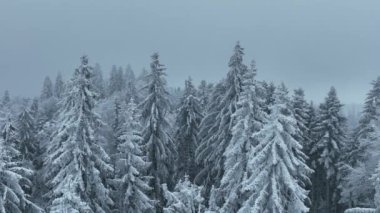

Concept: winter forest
[[0, 42, 379, 213]]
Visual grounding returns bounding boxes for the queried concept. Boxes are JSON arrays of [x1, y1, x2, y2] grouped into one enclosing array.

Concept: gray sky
[[1, 0, 380, 104]]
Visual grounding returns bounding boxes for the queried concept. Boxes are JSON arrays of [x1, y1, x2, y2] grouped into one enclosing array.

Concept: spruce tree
[[43, 56, 113, 212], [16, 109, 38, 162], [92, 63, 106, 99], [40, 76, 54, 101], [124, 66, 139, 103], [140, 53, 177, 210], [197, 80, 213, 111], [311, 87, 346, 213], [195, 42, 245, 195], [174, 77, 203, 181], [239, 84, 311, 213], [292, 88, 310, 147], [340, 77, 380, 208], [111, 98, 155, 213], [218, 60, 265, 212], [162, 176, 204, 213], [2, 90, 10, 107], [54, 72, 65, 99], [0, 123, 42, 212], [109, 65, 125, 96], [1, 114, 43, 211]]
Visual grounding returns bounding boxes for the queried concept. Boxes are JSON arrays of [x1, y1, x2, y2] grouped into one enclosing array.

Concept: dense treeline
[[0, 42, 379, 212]]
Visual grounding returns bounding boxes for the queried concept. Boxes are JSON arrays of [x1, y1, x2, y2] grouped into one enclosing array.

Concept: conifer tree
[[196, 42, 245, 195], [197, 80, 213, 111], [125, 65, 139, 103], [0, 122, 42, 212], [112, 98, 155, 213], [43, 56, 113, 212], [54, 72, 65, 99], [140, 53, 177, 210], [311, 87, 346, 213], [218, 60, 265, 212], [92, 63, 106, 99], [292, 88, 310, 147], [264, 82, 276, 109], [40, 76, 54, 101], [175, 77, 203, 181], [162, 176, 204, 213], [340, 77, 380, 208], [109, 65, 125, 95], [16, 109, 37, 162], [2, 90, 10, 107], [239, 84, 311, 213]]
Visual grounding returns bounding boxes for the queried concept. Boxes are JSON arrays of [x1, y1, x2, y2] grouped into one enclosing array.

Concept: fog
[[1, 0, 380, 103]]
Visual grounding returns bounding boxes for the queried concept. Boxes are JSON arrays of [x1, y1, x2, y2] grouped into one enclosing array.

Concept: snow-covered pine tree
[[140, 53, 177, 210], [218, 59, 266, 212], [351, 77, 380, 164], [124, 65, 139, 103], [195, 42, 245, 196], [238, 83, 311, 213], [162, 175, 204, 213], [340, 77, 380, 208], [111, 98, 155, 213], [311, 87, 347, 213], [262, 81, 276, 114], [40, 76, 54, 101], [54, 72, 65, 99], [197, 80, 213, 111], [373, 162, 380, 212], [0, 123, 42, 212], [43, 56, 113, 212], [109, 65, 125, 96], [292, 88, 310, 147], [39, 76, 58, 125], [30, 98, 39, 122], [118, 66, 126, 92], [92, 63, 106, 99], [174, 77, 203, 181], [1, 90, 10, 107], [305, 101, 326, 213], [16, 108, 38, 162]]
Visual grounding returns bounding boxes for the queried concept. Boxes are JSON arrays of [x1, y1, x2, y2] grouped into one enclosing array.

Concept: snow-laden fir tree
[[30, 98, 39, 122], [140, 53, 177, 210], [373, 162, 380, 211], [2, 90, 10, 107], [125, 64, 135, 84], [197, 80, 213, 111], [111, 98, 155, 213], [174, 77, 203, 181], [39, 76, 58, 125], [340, 77, 380, 208], [16, 108, 38, 162], [54, 72, 65, 99], [305, 101, 326, 213], [42, 56, 113, 212], [40, 76, 54, 101], [0, 116, 42, 212], [109, 65, 125, 96], [262, 81, 276, 114], [92, 63, 106, 99], [238, 83, 311, 213], [162, 175, 204, 213], [124, 65, 139, 103], [195, 42, 245, 195], [311, 87, 346, 213], [218, 60, 266, 212], [292, 88, 310, 147]]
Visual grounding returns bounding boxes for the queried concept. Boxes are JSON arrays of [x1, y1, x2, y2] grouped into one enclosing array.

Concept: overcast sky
[[1, 0, 379, 104]]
